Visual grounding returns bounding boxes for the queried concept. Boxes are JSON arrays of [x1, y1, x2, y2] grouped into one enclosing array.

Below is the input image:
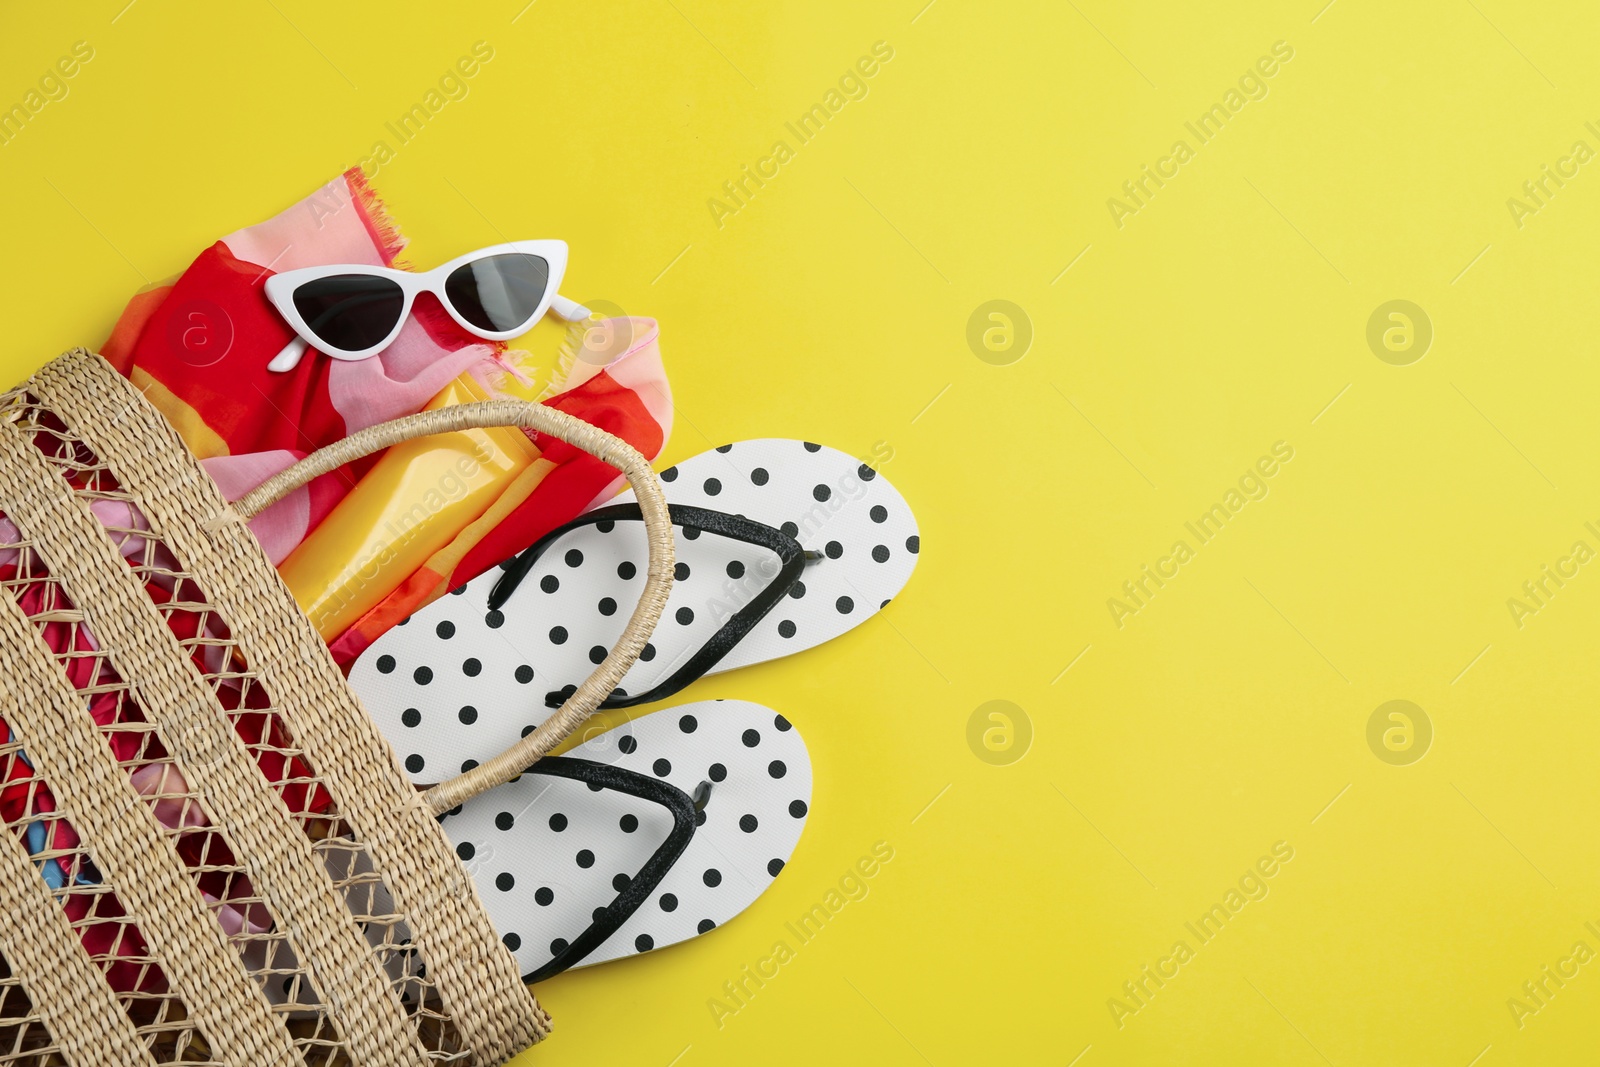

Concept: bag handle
[[233, 399, 675, 815]]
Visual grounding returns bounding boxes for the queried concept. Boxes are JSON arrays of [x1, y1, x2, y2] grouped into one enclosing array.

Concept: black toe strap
[[489, 502, 808, 711], [512, 755, 707, 983]]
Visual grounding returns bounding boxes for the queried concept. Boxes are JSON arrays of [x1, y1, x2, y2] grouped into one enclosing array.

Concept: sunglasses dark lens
[[291, 274, 406, 353], [444, 253, 550, 333]]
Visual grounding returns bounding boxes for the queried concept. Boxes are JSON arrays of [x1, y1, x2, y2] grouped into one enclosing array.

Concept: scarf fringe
[[344, 166, 409, 268]]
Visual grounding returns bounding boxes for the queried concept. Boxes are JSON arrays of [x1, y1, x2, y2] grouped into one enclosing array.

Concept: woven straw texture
[[0, 349, 674, 1066]]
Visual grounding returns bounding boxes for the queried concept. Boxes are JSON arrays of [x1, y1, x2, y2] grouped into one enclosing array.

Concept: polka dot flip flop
[[441, 700, 811, 981], [351, 439, 916, 784]]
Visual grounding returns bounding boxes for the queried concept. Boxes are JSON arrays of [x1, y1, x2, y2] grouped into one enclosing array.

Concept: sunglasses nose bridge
[[411, 287, 449, 315], [412, 285, 498, 344]]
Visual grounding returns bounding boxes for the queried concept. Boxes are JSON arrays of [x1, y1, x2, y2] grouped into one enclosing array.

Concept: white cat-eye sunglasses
[[265, 239, 590, 372]]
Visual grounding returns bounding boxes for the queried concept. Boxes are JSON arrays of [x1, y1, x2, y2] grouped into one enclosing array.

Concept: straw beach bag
[[0, 349, 674, 1066]]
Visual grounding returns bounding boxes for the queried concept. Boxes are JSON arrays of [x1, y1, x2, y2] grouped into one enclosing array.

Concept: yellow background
[[4, 0, 1600, 1063]]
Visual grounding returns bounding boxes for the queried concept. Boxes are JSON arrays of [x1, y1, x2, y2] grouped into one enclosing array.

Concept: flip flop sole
[[613, 439, 919, 673], [352, 439, 915, 783], [442, 701, 811, 977]]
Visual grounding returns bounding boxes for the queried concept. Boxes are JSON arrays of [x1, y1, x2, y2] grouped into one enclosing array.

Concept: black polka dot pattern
[[349, 439, 915, 786], [430, 701, 812, 978]]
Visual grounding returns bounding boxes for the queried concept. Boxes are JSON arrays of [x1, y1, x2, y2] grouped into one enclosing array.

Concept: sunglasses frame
[[264, 239, 586, 372]]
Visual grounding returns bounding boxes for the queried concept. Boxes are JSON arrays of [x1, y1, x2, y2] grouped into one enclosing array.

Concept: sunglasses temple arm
[[549, 295, 591, 322], [268, 336, 309, 373]]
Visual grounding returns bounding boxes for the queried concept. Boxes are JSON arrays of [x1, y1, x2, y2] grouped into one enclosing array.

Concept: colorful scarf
[[102, 167, 672, 662]]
